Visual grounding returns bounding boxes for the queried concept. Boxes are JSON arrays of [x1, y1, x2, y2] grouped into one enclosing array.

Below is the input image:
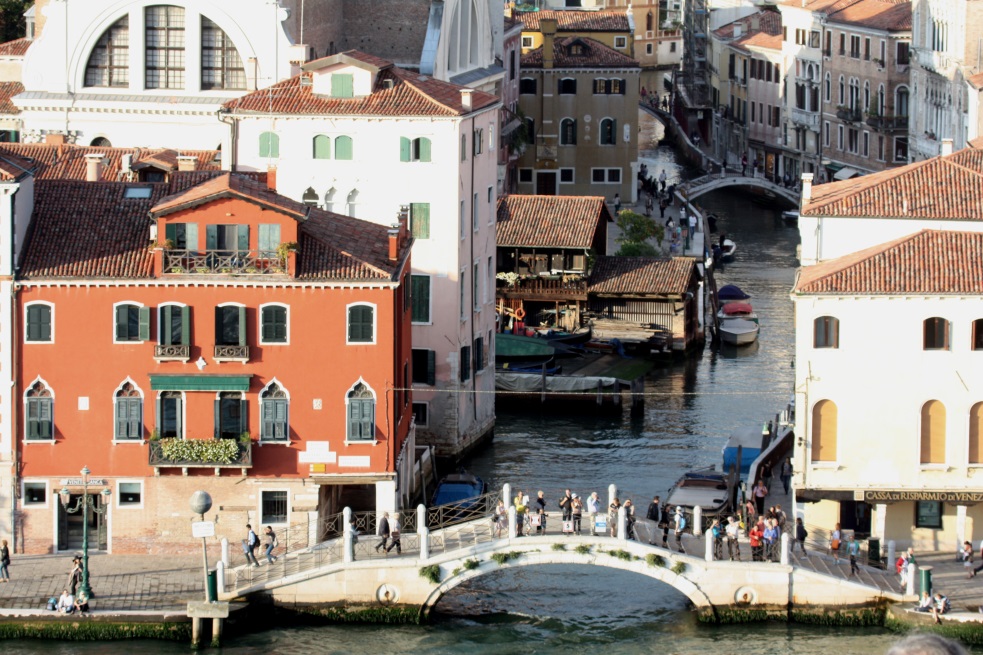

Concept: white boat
[[717, 302, 758, 324], [719, 317, 759, 345]]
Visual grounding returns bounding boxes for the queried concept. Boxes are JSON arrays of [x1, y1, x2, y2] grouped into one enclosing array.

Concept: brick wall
[[339, 0, 431, 66]]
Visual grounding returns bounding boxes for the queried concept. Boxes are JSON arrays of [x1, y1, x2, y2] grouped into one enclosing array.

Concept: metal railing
[[154, 344, 190, 359], [148, 440, 252, 469], [162, 249, 288, 275], [214, 345, 249, 360]]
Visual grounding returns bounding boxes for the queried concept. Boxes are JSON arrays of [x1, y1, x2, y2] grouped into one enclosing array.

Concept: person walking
[[613, 193, 622, 214], [608, 498, 621, 538], [645, 195, 654, 217], [743, 498, 756, 534], [794, 517, 808, 555], [623, 499, 636, 540], [709, 519, 723, 560], [753, 479, 768, 516], [830, 522, 842, 564], [263, 525, 278, 564], [385, 514, 402, 555], [646, 496, 661, 544], [847, 535, 861, 577], [0, 539, 9, 582], [375, 512, 391, 553], [780, 458, 793, 495], [660, 503, 671, 548], [244, 524, 260, 567], [659, 170, 667, 192], [673, 506, 687, 553], [741, 154, 748, 176], [571, 494, 583, 535], [725, 516, 741, 561], [494, 499, 507, 539], [68, 556, 83, 595], [587, 492, 601, 536]]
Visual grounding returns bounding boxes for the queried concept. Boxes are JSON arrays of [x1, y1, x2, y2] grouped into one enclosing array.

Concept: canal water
[[0, 113, 919, 653]]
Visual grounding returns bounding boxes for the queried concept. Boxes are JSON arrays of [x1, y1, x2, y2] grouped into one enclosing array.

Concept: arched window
[[145, 5, 186, 89], [877, 84, 885, 115], [346, 188, 359, 217], [216, 391, 245, 439], [261, 382, 289, 442], [25, 380, 53, 441], [312, 135, 331, 159], [838, 75, 845, 104], [969, 402, 983, 464], [813, 316, 839, 348], [346, 382, 375, 441], [599, 118, 616, 145], [85, 16, 129, 87], [811, 399, 837, 462], [114, 381, 143, 441], [558, 78, 577, 95], [863, 81, 870, 111], [560, 118, 577, 145], [921, 400, 946, 464], [259, 132, 279, 158], [335, 135, 353, 160], [824, 72, 831, 103], [896, 86, 909, 117], [302, 187, 318, 206], [923, 317, 949, 350], [201, 17, 245, 90], [646, 11, 653, 31], [90, 137, 112, 147]]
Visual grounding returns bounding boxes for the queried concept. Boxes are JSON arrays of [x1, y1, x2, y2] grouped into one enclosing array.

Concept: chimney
[[84, 153, 104, 182], [266, 166, 277, 192], [460, 89, 473, 111], [177, 155, 197, 172], [800, 173, 813, 204], [44, 133, 65, 146], [733, 24, 742, 38], [541, 18, 558, 70], [388, 225, 400, 261], [940, 138, 953, 156]]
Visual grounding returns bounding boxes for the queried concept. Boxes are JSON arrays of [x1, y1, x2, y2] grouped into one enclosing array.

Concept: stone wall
[[339, 0, 431, 67]]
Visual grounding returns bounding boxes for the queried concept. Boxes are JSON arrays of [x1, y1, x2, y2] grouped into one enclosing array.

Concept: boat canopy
[[718, 284, 751, 301], [722, 302, 753, 315]]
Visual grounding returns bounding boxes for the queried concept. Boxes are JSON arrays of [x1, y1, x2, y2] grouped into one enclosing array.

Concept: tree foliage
[[614, 210, 664, 256], [0, 0, 27, 43]]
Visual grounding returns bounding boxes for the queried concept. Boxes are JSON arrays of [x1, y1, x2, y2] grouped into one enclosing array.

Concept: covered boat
[[717, 302, 758, 324], [496, 333, 556, 367], [665, 468, 733, 517], [717, 284, 751, 304], [721, 426, 764, 476]]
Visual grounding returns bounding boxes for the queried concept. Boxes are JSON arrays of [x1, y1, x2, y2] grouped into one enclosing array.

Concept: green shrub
[[159, 437, 240, 464], [671, 561, 687, 574], [606, 549, 633, 561], [419, 564, 441, 584], [462, 558, 480, 570], [574, 544, 592, 555], [491, 551, 522, 565], [552, 543, 567, 551], [646, 554, 666, 567]]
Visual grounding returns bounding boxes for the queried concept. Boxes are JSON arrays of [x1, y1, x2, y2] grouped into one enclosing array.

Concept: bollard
[[221, 538, 229, 567], [780, 533, 790, 565], [508, 506, 517, 538], [919, 566, 933, 597], [907, 562, 917, 596], [887, 540, 896, 571], [417, 503, 426, 535], [343, 507, 353, 564], [215, 561, 225, 597], [503, 483, 511, 509], [608, 484, 618, 509], [420, 526, 430, 560], [617, 506, 627, 541], [693, 506, 703, 537], [705, 529, 714, 562]]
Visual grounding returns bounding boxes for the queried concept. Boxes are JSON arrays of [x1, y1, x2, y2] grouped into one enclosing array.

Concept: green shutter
[[38, 399, 51, 439], [411, 275, 430, 323], [239, 399, 247, 435], [26, 399, 38, 438], [155, 396, 162, 431], [400, 137, 410, 162], [410, 203, 430, 239], [259, 132, 270, 157], [262, 400, 274, 439], [261, 307, 272, 342], [138, 307, 150, 341], [165, 223, 176, 245], [206, 224, 217, 250], [115, 398, 126, 439], [116, 305, 128, 340], [180, 306, 190, 346], [427, 350, 436, 386], [331, 73, 353, 98], [238, 306, 246, 346], [349, 305, 373, 342], [237, 225, 249, 253], [185, 223, 198, 252], [347, 401, 358, 439], [419, 137, 431, 162], [30, 305, 51, 342], [360, 400, 374, 439], [161, 305, 171, 345], [313, 134, 330, 159], [129, 398, 142, 439], [214, 399, 221, 439], [335, 135, 353, 160], [258, 224, 280, 254]]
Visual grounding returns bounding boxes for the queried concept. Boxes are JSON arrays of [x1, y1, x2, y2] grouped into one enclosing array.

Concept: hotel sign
[[59, 478, 107, 486], [864, 490, 983, 503]]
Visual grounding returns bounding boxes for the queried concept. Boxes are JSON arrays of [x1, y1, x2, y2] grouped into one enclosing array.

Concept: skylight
[[123, 186, 152, 199]]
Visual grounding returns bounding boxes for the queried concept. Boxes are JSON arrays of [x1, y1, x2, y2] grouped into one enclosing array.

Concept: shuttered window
[[215, 392, 246, 439], [115, 304, 150, 342], [258, 224, 280, 256], [25, 380, 53, 440], [164, 222, 197, 250], [347, 383, 375, 441], [923, 317, 949, 350], [411, 275, 430, 323], [259, 131, 279, 158], [460, 345, 471, 382], [811, 399, 837, 462], [474, 335, 485, 372], [335, 135, 353, 160], [920, 400, 946, 464], [313, 134, 331, 159], [412, 348, 436, 385], [157, 391, 182, 438], [347, 304, 374, 343], [410, 203, 430, 239], [261, 383, 289, 442], [331, 73, 353, 98], [215, 305, 246, 346], [813, 316, 839, 348], [114, 383, 143, 440], [261, 305, 287, 343], [26, 304, 52, 342], [159, 305, 190, 345], [400, 137, 432, 162]]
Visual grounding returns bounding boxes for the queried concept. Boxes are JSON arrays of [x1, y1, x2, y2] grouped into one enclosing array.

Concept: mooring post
[[887, 540, 896, 571], [211, 618, 223, 648], [705, 530, 713, 562], [215, 561, 225, 596], [693, 506, 703, 536], [221, 538, 229, 567], [343, 507, 353, 564], [780, 533, 790, 565], [420, 526, 430, 560], [416, 503, 426, 535], [617, 506, 627, 541], [608, 484, 617, 509], [907, 562, 917, 596], [508, 506, 517, 538], [191, 617, 201, 648], [502, 483, 511, 509]]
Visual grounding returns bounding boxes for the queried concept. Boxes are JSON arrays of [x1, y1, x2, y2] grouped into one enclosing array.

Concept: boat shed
[[587, 256, 703, 355]]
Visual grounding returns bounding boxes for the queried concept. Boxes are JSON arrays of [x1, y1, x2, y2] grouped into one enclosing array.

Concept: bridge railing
[[426, 490, 500, 529]]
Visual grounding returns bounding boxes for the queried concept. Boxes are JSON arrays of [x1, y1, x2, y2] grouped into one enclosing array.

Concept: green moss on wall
[[0, 621, 191, 641]]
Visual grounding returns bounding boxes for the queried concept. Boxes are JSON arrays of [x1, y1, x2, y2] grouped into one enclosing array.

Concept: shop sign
[[864, 490, 983, 503], [59, 478, 107, 486]]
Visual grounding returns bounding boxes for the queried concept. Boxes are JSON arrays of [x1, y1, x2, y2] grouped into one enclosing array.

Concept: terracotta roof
[[0, 149, 35, 180], [151, 172, 311, 220], [732, 30, 783, 52], [969, 135, 983, 149], [223, 53, 498, 117], [802, 148, 983, 219], [794, 229, 983, 295], [304, 50, 394, 72], [0, 38, 31, 57], [0, 81, 22, 115], [521, 36, 640, 69], [826, 0, 912, 31], [517, 10, 632, 33], [0, 143, 220, 181], [497, 195, 611, 248], [775, 0, 865, 13], [968, 71, 983, 90], [296, 211, 401, 281], [589, 256, 695, 295], [713, 10, 783, 40]]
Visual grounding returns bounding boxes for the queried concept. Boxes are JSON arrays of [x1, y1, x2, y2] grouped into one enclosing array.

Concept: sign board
[[187, 601, 230, 618], [864, 490, 983, 503], [192, 521, 215, 538], [59, 478, 107, 486]]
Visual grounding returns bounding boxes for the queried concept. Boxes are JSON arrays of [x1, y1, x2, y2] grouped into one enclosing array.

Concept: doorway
[[536, 171, 557, 195], [839, 500, 872, 537], [57, 493, 108, 551]]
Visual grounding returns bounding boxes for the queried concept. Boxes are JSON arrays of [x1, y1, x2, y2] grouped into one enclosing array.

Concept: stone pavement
[[0, 553, 202, 613]]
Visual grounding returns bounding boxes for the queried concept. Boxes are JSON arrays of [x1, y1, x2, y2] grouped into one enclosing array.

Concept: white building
[[908, 0, 983, 161], [796, 143, 983, 266], [791, 229, 983, 549], [223, 51, 501, 457]]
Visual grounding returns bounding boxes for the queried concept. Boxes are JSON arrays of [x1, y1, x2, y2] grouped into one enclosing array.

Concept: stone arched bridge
[[679, 172, 800, 206]]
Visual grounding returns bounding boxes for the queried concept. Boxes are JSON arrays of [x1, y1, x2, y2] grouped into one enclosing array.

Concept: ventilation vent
[[382, 79, 394, 90], [300, 76, 313, 87]]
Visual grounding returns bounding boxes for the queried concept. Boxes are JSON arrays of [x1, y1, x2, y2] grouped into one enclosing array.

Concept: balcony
[[162, 249, 288, 276], [497, 274, 589, 300], [865, 115, 908, 132], [791, 107, 820, 130], [214, 345, 249, 362], [836, 107, 862, 123], [149, 438, 253, 475], [916, 49, 952, 74], [154, 344, 190, 361]]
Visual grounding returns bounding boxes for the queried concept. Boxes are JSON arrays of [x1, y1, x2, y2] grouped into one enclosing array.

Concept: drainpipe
[[470, 114, 477, 424], [216, 109, 238, 172]]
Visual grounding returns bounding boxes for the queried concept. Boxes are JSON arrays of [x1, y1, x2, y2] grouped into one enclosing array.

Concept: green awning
[[150, 375, 251, 391]]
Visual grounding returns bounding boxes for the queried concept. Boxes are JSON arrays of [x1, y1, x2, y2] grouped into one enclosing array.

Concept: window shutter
[[410, 203, 430, 239], [238, 306, 247, 346], [239, 399, 247, 435], [27, 399, 38, 438], [165, 223, 176, 245], [400, 137, 410, 162], [26, 305, 38, 341], [275, 307, 286, 341], [115, 398, 126, 439], [276, 400, 288, 440], [206, 224, 217, 250], [214, 399, 221, 439], [39, 399, 51, 439], [360, 400, 374, 439], [186, 223, 198, 252], [161, 305, 172, 345], [419, 138, 431, 162], [155, 396, 162, 432], [214, 306, 222, 342], [38, 306, 51, 341], [460, 345, 471, 382], [180, 306, 190, 346], [347, 401, 358, 439], [262, 400, 274, 439], [259, 132, 270, 157], [129, 398, 142, 439], [261, 307, 271, 342], [138, 307, 150, 341], [116, 305, 128, 340], [335, 136, 353, 160], [427, 349, 436, 386], [411, 275, 430, 322], [313, 134, 330, 159], [237, 225, 249, 253]]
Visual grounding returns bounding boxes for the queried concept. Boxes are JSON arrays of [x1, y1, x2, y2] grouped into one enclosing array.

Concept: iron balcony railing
[[162, 249, 287, 275], [154, 344, 190, 360], [214, 345, 249, 360]]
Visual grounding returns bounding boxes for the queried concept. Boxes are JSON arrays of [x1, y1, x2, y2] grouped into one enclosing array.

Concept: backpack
[[896, 557, 906, 574], [47, 597, 57, 611], [677, 516, 686, 531]]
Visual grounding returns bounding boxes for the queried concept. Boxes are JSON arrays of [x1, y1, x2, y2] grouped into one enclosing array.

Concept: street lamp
[[59, 466, 111, 600], [190, 491, 213, 602]]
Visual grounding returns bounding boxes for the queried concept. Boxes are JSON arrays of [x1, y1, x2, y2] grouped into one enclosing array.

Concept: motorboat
[[721, 426, 764, 476], [430, 472, 488, 527], [665, 468, 733, 518], [535, 326, 593, 346], [717, 284, 751, 304], [719, 237, 736, 262], [717, 302, 758, 324], [719, 317, 759, 346], [781, 209, 799, 224]]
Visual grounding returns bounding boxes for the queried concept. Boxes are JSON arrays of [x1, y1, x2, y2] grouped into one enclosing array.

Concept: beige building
[[516, 20, 641, 201], [821, 0, 912, 177]]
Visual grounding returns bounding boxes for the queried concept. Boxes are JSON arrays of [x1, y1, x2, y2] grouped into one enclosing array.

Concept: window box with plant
[[149, 435, 253, 469]]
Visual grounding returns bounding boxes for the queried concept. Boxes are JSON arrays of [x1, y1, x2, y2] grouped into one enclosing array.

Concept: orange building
[[14, 170, 414, 555]]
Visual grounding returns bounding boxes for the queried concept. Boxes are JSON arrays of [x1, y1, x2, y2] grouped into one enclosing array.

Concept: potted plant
[[276, 242, 298, 261]]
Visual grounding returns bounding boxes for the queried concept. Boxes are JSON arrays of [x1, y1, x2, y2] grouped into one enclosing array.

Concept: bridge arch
[[679, 174, 799, 206], [419, 548, 713, 620]]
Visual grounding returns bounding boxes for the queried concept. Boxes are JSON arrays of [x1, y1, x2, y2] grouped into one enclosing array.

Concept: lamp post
[[190, 491, 213, 602], [59, 466, 111, 600]]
